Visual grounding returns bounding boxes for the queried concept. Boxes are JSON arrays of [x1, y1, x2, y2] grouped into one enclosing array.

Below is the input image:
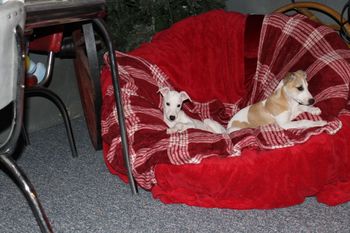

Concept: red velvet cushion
[[152, 115, 350, 209], [130, 10, 247, 104], [101, 11, 350, 209]]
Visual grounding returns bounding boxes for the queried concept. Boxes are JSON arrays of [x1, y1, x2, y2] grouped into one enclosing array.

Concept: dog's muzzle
[[308, 98, 315, 105], [297, 98, 315, 106], [169, 115, 176, 121]]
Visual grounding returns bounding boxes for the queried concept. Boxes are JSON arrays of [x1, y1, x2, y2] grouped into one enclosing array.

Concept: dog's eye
[[177, 104, 181, 108], [166, 102, 170, 106], [297, 86, 304, 91]]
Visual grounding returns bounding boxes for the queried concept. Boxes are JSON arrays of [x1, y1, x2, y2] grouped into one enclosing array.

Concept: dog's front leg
[[298, 105, 322, 115], [275, 112, 327, 130], [167, 122, 195, 134], [276, 117, 327, 130], [279, 120, 327, 130], [291, 105, 322, 119]]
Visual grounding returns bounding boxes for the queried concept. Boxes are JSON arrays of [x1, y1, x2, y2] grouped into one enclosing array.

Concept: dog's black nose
[[169, 115, 176, 121], [308, 98, 315, 105]]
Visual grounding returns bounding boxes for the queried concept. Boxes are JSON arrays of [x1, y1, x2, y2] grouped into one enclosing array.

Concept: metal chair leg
[[21, 124, 30, 146], [91, 19, 138, 194], [0, 153, 53, 233], [25, 87, 78, 158]]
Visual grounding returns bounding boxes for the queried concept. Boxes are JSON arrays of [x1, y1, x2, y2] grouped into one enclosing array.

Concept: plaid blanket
[[101, 13, 350, 190]]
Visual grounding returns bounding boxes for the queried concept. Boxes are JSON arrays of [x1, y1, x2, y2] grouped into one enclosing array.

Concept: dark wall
[[226, 0, 345, 14]]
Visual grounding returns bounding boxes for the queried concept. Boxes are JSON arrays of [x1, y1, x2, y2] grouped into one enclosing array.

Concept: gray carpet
[[1, 118, 350, 233]]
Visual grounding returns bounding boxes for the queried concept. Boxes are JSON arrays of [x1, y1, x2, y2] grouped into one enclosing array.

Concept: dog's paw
[[314, 120, 327, 127], [174, 123, 186, 132], [309, 107, 322, 115], [166, 128, 177, 134], [167, 123, 186, 134]]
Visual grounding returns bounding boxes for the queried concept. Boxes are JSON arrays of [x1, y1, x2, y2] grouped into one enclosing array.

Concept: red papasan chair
[[100, 9, 350, 209]]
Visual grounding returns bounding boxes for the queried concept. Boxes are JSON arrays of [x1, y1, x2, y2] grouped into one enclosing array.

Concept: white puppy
[[227, 70, 327, 133], [159, 87, 226, 134]]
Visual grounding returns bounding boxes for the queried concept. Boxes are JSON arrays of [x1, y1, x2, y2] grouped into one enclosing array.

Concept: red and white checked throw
[[101, 13, 350, 190]]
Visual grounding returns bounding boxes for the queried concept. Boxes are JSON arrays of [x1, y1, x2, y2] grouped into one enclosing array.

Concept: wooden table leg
[[72, 25, 102, 150]]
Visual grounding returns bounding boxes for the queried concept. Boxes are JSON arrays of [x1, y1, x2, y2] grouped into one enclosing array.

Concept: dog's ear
[[283, 72, 295, 84], [294, 70, 307, 79], [275, 79, 284, 91], [158, 87, 170, 96], [180, 91, 192, 102]]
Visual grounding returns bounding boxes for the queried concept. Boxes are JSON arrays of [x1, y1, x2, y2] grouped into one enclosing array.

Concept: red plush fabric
[[101, 11, 350, 209], [152, 115, 350, 209], [130, 10, 246, 103]]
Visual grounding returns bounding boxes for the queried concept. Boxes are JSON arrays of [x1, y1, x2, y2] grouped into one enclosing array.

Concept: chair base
[[0, 153, 53, 233], [25, 87, 78, 158]]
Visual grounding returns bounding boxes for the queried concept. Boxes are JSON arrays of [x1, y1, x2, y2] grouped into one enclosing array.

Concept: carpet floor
[[1, 118, 350, 233]]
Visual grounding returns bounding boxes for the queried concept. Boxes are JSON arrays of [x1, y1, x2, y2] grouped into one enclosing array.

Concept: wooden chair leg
[[72, 24, 102, 150]]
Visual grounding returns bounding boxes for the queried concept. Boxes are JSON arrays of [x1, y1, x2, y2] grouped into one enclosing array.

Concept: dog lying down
[[159, 87, 226, 134], [159, 71, 326, 134], [227, 70, 327, 133]]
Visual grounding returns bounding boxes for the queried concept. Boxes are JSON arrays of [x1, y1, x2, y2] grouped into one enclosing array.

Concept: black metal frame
[[0, 1, 134, 232], [25, 87, 78, 158], [0, 25, 53, 233], [25, 33, 78, 158], [24, 0, 137, 195], [89, 19, 138, 195]]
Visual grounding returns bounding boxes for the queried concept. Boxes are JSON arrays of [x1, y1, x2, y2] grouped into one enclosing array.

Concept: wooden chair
[[274, 1, 350, 45]]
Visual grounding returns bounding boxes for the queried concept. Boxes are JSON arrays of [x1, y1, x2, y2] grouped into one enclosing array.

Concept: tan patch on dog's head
[[282, 70, 314, 106], [265, 70, 308, 116], [283, 70, 307, 92]]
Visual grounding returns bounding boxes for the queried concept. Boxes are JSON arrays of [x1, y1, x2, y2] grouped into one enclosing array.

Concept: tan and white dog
[[227, 70, 327, 133], [159, 87, 226, 134]]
